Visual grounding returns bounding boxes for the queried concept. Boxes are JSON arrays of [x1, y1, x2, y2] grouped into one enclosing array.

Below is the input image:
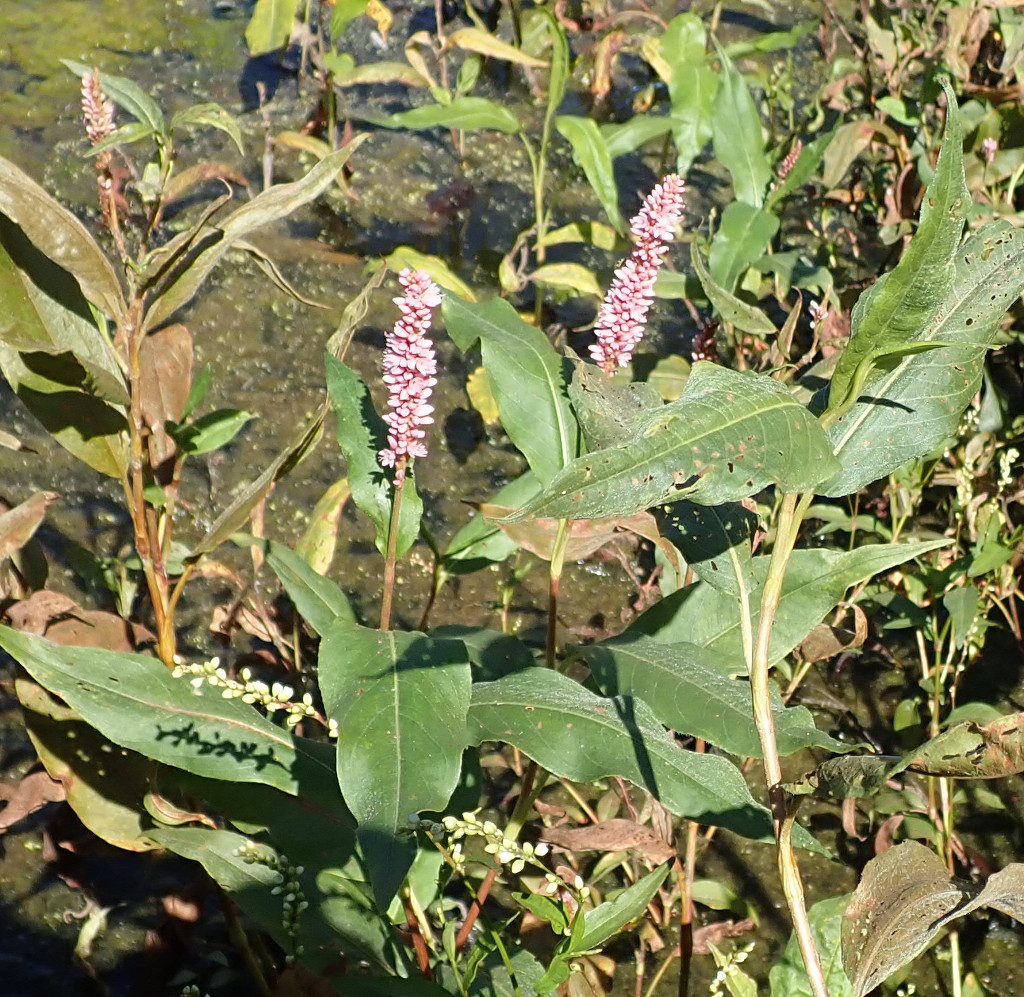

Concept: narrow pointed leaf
[[466, 668, 777, 842], [447, 27, 547, 68], [146, 142, 365, 329], [826, 79, 968, 422], [505, 363, 838, 522], [0, 154, 125, 321], [555, 116, 625, 233], [0, 221, 128, 477], [236, 535, 356, 634], [710, 43, 770, 207], [170, 103, 245, 155], [576, 633, 839, 756], [0, 626, 335, 794], [706, 201, 779, 293], [187, 400, 325, 558], [631, 541, 946, 673], [820, 218, 1024, 495], [691, 241, 776, 335], [319, 622, 471, 905], [576, 863, 671, 951], [383, 98, 520, 134], [661, 13, 716, 175], [445, 295, 578, 485], [325, 355, 422, 558]]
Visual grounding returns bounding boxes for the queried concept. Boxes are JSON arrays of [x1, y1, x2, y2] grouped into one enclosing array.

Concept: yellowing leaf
[[466, 365, 500, 425], [447, 27, 547, 68]]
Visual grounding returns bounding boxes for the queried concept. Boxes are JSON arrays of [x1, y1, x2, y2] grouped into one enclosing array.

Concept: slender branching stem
[[380, 462, 407, 631]]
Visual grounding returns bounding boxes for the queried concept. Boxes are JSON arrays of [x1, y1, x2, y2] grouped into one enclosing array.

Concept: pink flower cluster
[[378, 269, 441, 485], [81, 71, 116, 152], [589, 174, 685, 375]]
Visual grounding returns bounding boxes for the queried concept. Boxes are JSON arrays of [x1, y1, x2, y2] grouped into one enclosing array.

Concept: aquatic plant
[[1, 6, 1024, 995]]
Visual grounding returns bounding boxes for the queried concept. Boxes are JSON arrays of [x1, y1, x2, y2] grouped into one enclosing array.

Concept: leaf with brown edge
[[842, 841, 1024, 997], [541, 818, 675, 865], [0, 766, 65, 832], [0, 492, 58, 563], [0, 154, 126, 322], [905, 711, 1024, 778], [140, 323, 193, 473]]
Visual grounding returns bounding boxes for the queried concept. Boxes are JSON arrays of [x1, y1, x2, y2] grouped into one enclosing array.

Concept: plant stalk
[[380, 463, 408, 630], [749, 491, 829, 997]]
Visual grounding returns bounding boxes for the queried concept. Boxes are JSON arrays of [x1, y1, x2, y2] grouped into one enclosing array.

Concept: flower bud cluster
[[235, 840, 308, 961], [709, 940, 755, 995], [172, 657, 330, 733], [412, 811, 550, 876]]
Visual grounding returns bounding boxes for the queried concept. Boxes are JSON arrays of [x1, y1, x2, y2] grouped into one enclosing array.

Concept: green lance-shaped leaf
[[145, 141, 364, 329], [0, 154, 126, 322], [691, 241, 777, 336], [575, 863, 671, 952], [765, 124, 839, 210], [0, 219, 128, 478], [244, 0, 301, 56], [504, 363, 839, 522], [170, 102, 245, 155], [63, 61, 166, 136], [706, 200, 780, 293], [236, 535, 356, 635], [631, 541, 946, 674], [661, 12, 717, 176], [467, 668, 778, 843], [820, 217, 1024, 495], [825, 78, 969, 425], [555, 116, 626, 234], [379, 97, 520, 134], [326, 355, 422, 559], [0, 626, 335, 794], [575, 633, 840, 757], [445, 295, 579, 486], [770, 895, 854, 997], [318, 622, 472, 906], [710, 42, 771, 208]]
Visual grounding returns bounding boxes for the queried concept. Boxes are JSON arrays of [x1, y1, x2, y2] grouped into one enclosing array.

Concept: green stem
[[380, 462, 408, 631], [749, 491, 829, 997], [546, 518, 571, 668]]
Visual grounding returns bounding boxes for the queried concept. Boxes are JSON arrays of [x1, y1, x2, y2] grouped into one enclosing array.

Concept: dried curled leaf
[[842, 841, 1024, 997]]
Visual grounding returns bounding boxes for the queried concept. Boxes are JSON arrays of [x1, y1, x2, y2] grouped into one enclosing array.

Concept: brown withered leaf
[[162, 161, 249, 205], [139, 323, 193, 473], [541, 818, 675, 865], [0, 769, 66, 831], [0, 492, 58, 562], [482, 504, 659, 563], [5, 590, 150, 650], [6, 590, 79, 633], [692, 918, 756, 955], [796, 604, 868, 663], [905, 711, 1024, 779]]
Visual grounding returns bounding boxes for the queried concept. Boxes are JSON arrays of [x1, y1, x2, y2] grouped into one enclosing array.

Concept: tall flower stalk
[[378, 268, 441, 629], [589, 173, 685, 375]]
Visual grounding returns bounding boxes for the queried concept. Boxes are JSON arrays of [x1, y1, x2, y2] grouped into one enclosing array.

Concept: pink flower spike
[[81, 71, 116, 149], [589, 174, 685, 375], [377, 269, 441, 485]]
